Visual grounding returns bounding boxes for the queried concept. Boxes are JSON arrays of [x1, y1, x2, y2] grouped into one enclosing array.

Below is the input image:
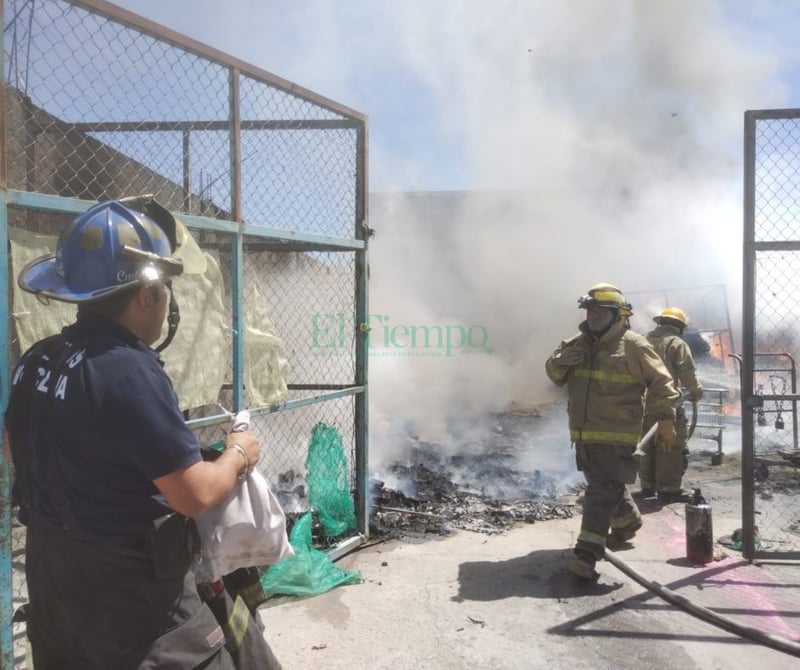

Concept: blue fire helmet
[[18, 200, 184, 303]]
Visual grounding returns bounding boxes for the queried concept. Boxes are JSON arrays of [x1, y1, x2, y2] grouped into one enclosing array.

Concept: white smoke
[[359, 1, 789, 464], [118, 0, 796, 468]]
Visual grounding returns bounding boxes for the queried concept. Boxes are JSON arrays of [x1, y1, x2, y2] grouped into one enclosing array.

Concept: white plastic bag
[[194, 411, 294, 583]]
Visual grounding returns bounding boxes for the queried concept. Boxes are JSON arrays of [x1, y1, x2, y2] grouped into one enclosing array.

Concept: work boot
[[633, 487, 655, 500], [568, 549, 599, 582], [606, 520, 642, 549], [657, 490, 692, 504]]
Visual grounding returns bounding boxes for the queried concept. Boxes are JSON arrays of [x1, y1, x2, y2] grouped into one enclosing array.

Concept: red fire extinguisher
[[685, 488, 714, 564]]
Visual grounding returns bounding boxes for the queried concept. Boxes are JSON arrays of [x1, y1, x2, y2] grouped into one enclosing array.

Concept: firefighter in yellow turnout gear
[[639, 307, 703, 503], [546, 284, 679, 580]]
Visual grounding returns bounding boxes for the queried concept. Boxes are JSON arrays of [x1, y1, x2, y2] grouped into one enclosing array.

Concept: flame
[[701, 330, 740, 416]]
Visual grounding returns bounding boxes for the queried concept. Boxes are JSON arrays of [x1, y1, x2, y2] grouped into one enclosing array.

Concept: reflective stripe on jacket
[[545, 319, 678, 446], [646, 324, 704, 401]]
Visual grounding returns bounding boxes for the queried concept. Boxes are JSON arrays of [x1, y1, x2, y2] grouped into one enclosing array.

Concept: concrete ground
[[259, 449, 800, 670]]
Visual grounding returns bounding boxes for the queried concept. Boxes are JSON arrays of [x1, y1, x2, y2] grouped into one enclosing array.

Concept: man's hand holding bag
[[194, 411, 294, 583]]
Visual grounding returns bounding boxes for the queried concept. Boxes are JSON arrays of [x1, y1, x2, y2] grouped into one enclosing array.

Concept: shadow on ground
[[454, 548, 624, 602]]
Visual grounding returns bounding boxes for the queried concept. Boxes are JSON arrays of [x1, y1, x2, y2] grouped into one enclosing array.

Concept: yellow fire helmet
[[577, 283, 633, 317], [654, 306, 688, 327]]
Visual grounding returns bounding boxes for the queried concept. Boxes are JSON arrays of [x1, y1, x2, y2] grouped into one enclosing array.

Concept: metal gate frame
[[0, 1, 371, 667], [742, 108, 800, 561]]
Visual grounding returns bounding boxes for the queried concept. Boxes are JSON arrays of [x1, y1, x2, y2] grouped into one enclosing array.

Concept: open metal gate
[[0, 1, 370, 667], [742, 109, 800, 560]]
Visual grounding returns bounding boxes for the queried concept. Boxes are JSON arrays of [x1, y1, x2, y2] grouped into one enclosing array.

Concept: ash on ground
[[754, 451, 800, 494], [369, 434, 580, 540]]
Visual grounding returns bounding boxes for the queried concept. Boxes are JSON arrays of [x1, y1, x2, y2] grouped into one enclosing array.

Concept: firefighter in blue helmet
[[3, 200, 280, 668], [545, 284, 679, 580]]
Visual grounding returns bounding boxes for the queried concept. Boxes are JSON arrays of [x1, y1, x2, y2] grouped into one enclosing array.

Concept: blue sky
[[113, 0, 800, 194], [106, 0, 800, 307], [105, 1, 800, 432]]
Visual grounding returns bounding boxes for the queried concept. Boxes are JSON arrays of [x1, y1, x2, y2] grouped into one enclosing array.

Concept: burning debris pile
[[270, 409, 582, 543], [369, 434, 580, 540], [370, 476, 578, 539]]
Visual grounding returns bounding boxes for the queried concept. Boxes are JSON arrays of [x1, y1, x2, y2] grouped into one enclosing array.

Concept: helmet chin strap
[[155, 284, 181, 353]]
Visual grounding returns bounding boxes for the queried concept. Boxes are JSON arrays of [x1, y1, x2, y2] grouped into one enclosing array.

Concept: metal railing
[[688, 387, 730, 463]]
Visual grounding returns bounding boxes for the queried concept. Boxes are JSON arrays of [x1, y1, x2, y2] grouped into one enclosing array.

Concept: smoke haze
[[116, 0, 797, 466], [358, 1, 784, 463]]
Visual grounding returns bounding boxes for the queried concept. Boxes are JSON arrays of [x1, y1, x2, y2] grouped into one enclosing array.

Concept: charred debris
[[369, 411, 580, 541]]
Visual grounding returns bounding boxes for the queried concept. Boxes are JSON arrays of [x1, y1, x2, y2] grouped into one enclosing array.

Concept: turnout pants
[[574, 442, 642, 561], [25, 517, 235, 669], [199, 580, 282, 670], [638, 406, 689, 494]]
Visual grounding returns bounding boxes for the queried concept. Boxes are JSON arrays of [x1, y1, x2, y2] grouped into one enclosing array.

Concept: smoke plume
[[118, 0, 795, 467]]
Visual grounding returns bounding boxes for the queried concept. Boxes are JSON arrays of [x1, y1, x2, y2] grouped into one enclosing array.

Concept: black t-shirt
[[5, 315, 201, 544]]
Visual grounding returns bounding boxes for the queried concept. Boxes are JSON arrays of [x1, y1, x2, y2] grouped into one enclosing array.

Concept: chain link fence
[[2, 1, 368, 666], [743, 111, 800, 560]]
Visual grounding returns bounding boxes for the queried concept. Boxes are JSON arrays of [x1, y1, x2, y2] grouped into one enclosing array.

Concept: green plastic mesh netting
[[260, 512, 361, 597], [260, 423, 361, 597], [305, 422, 357, 536]]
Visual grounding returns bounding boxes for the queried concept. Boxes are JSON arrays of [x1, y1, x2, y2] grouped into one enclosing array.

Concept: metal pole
[[354, 120, 369, 537], [182, 129, 191, 212], [0, 200, 11, 670], [741, 111, 756, 560], [229, 68, 241, 225], [0, 0, 16, 664], [229, 67, 243, 411], [785, 353, 799, 450]]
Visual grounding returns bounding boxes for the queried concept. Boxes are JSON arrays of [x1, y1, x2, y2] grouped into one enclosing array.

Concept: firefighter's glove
[[655, 419, 677, 453], [689, 389, 703, 403], [555, 347, 584, 368]]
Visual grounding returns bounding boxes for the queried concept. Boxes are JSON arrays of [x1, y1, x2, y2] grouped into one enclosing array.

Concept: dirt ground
[[259, 445, 800, 670]]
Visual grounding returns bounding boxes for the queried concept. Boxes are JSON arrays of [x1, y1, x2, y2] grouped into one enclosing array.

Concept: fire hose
[[623, 421, 800, 657], [603, 548, 800, 658]]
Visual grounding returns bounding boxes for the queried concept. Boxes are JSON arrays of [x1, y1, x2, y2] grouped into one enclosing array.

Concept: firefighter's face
[[586, 306, 615, 333]]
